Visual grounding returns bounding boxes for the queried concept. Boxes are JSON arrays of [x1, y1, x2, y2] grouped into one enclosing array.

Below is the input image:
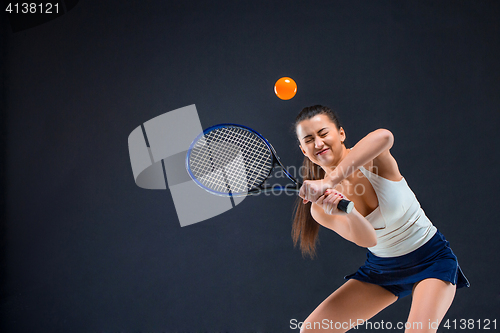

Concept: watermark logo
[[128, 105, 247, 227], [290, 318, 431, 331], [261, 163, 378, 197]]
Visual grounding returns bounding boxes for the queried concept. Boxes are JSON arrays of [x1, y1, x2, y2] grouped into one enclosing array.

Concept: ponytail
[[291, 158, 325, 258]]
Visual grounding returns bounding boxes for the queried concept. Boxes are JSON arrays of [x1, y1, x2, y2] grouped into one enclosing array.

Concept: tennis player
[[293, 105, 469, 333]]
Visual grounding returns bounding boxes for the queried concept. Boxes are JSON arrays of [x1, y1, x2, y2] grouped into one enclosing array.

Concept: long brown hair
[[292, 105, 344, 259]]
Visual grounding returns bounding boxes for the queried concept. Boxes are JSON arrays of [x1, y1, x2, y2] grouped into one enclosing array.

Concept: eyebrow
[[302, 127, 329, 140]]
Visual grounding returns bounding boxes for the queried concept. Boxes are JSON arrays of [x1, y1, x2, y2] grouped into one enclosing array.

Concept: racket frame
[[186, 123, 301, 197]]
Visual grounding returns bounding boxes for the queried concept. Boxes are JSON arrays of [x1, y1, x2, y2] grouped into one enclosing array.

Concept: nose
[[314, 136, 324, 149]]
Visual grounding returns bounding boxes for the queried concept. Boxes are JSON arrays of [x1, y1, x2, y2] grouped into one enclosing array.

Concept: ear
[[339, 127, 346, 143], [299, 144, 307, 156]]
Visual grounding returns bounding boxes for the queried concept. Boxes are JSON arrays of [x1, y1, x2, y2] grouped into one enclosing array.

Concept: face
[[296, 114, 346, 167]]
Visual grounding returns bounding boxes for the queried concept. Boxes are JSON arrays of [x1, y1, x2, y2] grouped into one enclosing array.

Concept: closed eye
[[305, 132, 328, 143]]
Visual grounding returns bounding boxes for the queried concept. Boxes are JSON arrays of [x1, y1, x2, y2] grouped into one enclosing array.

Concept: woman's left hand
[[315, 189, 347, 215]]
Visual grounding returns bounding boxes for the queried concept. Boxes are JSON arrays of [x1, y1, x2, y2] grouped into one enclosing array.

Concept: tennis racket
[[185, 123, 354, 214]]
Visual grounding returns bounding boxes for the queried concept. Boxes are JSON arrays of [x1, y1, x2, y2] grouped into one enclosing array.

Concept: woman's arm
[[311, 203, 377, 248], [326, 128, 394, 186], [299, 129, 395, 203], [311, 189, 377, 247]]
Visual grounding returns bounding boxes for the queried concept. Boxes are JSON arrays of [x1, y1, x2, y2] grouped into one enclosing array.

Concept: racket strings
[[190, 135, 247, 193], [188, 126, 273, 193], [225, 128, 271, 185], [191, 128, 270, 191]]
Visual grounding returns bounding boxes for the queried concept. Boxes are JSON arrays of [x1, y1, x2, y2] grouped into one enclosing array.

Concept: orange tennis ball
[[274, 77, 297, 100]]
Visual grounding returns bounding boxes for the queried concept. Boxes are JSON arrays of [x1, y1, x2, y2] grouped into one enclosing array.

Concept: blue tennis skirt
[[344, 229, 470, 299]]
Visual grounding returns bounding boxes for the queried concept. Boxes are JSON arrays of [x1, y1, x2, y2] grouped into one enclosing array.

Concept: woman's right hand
[[299, 179, 336, 203], [315, 189, 347, 215]]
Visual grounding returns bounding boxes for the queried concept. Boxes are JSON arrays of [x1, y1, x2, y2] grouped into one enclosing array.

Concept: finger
[[325, 194, 341, 212], [323, 201, 332, 214], [316, 194, 327, 205], [330, 192, 346, 202], [326, 201, 335, 215], [326, 190, 344, 199], [299, 185, 306, 199], [300, 181, 311, 199], [331, 196, 345, 211], [325, 194, 338, 209], [325, 192, 339, 202], [314, 185, 324, 200]]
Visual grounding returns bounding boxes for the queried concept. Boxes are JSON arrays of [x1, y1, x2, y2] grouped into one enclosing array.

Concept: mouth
[[316, 148, 330, 156]]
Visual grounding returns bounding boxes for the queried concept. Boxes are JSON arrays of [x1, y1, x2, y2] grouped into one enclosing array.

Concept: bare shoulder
[[362, 130, 403, 181]]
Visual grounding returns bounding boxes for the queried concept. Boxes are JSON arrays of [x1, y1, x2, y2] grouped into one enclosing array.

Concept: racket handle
[[338, 199, 354, 214]]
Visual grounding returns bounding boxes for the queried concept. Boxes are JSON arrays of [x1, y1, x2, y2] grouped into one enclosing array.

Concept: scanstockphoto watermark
[[290, 318, 432, 330]]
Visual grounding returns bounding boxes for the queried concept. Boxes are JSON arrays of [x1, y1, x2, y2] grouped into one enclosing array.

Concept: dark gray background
[[2, 1, 499, 332]]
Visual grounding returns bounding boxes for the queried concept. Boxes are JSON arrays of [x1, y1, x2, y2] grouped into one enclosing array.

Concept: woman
[[293, 105, 469, 333]]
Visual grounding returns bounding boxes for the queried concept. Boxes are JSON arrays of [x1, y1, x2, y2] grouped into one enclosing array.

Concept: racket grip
[[338, 199, 354, 214]]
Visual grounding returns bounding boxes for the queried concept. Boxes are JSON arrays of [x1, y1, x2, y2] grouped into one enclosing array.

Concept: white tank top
[[359, 166, 437, 257]]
